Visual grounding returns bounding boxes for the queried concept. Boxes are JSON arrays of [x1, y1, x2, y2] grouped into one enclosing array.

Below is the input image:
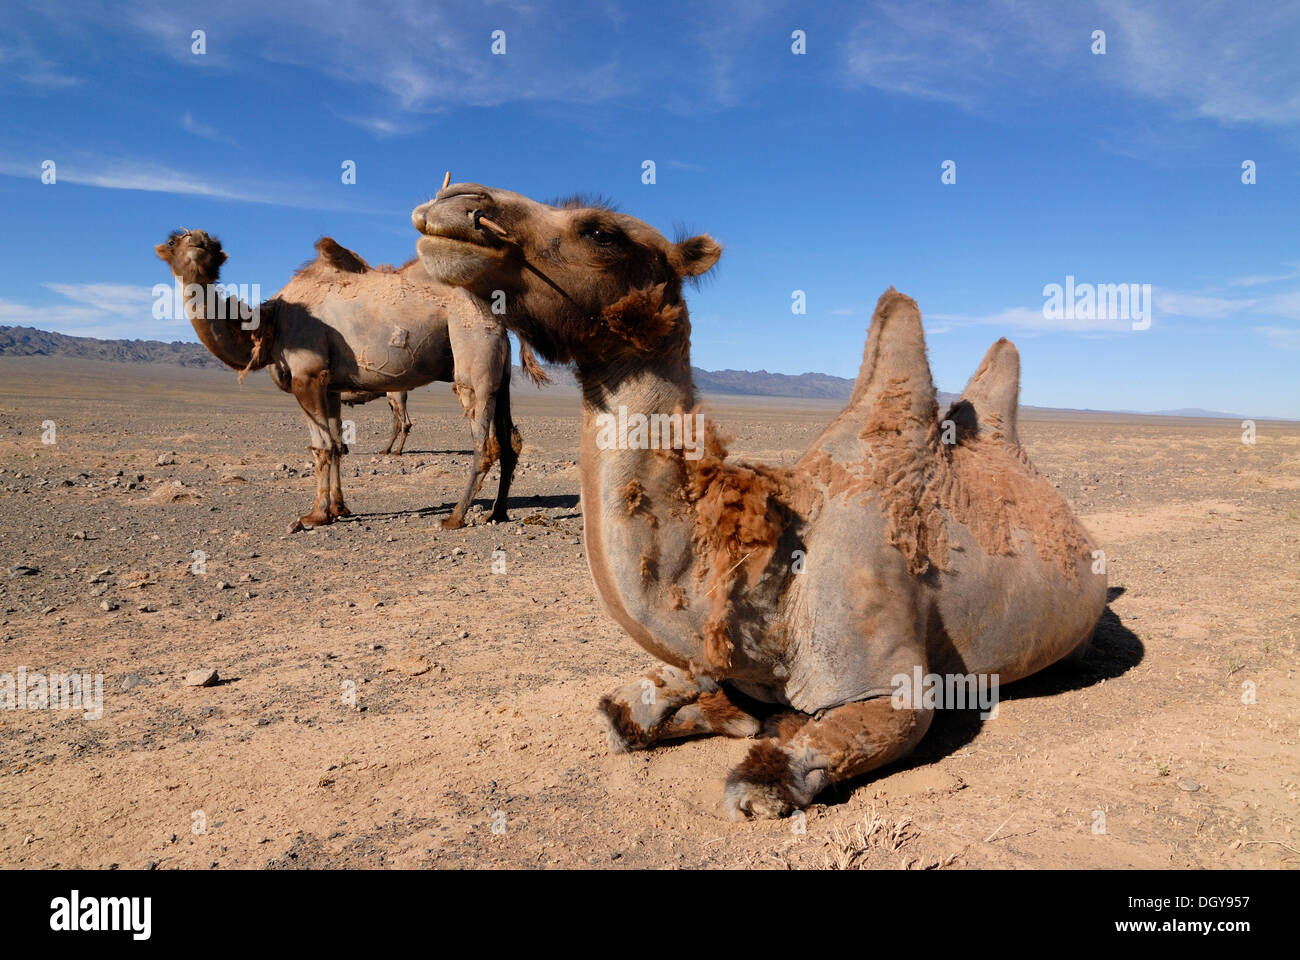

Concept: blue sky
[[1, 0, 1297, 417]]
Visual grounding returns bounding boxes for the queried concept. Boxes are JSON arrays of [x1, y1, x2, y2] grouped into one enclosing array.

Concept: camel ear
[[952, 337, 1020, 444], [849, 287, 936, 428], [675, 235, 721, 277]]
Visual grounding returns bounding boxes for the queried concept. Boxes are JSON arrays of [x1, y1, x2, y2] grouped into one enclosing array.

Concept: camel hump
[[848, 287, 937, 430], [951, 337, 1020, 444], [314, 237, 371, 274]]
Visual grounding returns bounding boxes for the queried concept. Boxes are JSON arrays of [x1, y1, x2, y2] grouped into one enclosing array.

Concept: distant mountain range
[[0, 325, 222, 368], [0, 325, 1271, 419]]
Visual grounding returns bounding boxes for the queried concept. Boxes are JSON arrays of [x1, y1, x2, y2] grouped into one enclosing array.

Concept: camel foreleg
[[325, 391, 350, 519], [442, 382, 495, 529], [723, 698, 933, 819]]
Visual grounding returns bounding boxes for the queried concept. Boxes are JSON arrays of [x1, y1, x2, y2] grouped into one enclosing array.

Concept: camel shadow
[[816, 586, 1143, 810], [389, 449, 477, 457], [336, 493, 581, 525]]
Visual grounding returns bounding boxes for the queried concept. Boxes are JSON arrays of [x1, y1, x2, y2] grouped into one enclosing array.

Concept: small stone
[[155, 453, 176, 466], [72, 530, 87, 540], [452, 547, 466, 557], [100, 600, 118, 612], [8, 564, 39, 577], [121, 675, 148, 691], [1178, 779, 1200, 792], [184, 668, 220, 688], [210, 612, 223, 621], [459, 630, 470, 639]]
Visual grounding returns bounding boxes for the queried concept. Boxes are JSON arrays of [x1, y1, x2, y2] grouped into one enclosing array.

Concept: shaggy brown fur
[[596, 284, 687, 357], [724, 740, 795, 806], [681, 422, 792, 670]]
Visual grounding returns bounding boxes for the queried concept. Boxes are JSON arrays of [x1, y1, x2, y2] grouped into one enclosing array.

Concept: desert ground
[[0, 355, 1296, 869]]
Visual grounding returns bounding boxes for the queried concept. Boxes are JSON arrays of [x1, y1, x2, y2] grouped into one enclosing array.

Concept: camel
[[155, 229, 545, 531], [411, 181, 1108, 818], [339, 389, 413, 455]]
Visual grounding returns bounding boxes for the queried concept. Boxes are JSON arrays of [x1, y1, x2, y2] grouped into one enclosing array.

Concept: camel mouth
[[416, 234, 507, 289]]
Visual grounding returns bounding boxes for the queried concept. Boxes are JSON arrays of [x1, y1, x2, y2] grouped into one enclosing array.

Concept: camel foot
[[598, 667, 762, 754], [330, 503, 352, 519], [286, 519, 305, 534], [487, 509, 510, 524], [441, 515, 465, 530], [724, 740, 824, 820], [297, 511, 332, 530]]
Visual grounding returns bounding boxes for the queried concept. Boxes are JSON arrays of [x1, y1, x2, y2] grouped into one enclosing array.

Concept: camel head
[[411, 181, 721, 367], [155, 229, 227, 284]]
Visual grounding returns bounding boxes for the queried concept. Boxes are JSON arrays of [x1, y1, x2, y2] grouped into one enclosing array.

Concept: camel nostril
[[411, 210, 426, 232]]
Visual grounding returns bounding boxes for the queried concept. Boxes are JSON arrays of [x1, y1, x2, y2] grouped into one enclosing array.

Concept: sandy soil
[[0, 356, 1296, 870]]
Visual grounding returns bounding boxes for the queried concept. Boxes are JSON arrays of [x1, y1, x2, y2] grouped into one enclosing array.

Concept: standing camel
[[156, 229, 545, 531], [411, 181, 1107, 818]]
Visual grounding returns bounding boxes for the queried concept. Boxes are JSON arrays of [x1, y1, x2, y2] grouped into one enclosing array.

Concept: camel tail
[[518, 341, 551, 386], [948, 337, 1021, 444], [847, 287, 938, 430]]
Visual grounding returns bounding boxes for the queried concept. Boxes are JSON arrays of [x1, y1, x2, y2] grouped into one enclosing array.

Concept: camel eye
[[168, 239, 175, 247], [585, 228, 619, 247]]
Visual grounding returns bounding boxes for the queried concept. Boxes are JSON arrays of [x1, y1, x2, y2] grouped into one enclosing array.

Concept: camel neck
[[573, 343, 712, 670], [178, 274, 258, 372]]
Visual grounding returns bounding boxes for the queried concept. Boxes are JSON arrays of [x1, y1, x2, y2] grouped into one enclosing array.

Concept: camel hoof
[[287, 519, 305, 534], [298, 512, 331, 530], [330, 505, 353, 519], [596, 697, 643, 754], [724, 741, 800, 820], [441, 516, 465, 530], [487, 511, 510, 525]]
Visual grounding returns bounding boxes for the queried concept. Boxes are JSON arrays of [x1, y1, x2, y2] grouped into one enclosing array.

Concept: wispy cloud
[[842, 0, 1300, 129], [180, 111, 237, 145], [0, 155, 386, 213], [1253, 326, 1300, 350], [932, 271, 1300, 341], [1230, 264, 1300, 287], [0, 39, 81, 91], [0, 284, 183, 341]]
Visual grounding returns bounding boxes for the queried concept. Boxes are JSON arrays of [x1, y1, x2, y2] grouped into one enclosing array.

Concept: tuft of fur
[[597, 283, 685, 355], [518, 342, 551, 386]]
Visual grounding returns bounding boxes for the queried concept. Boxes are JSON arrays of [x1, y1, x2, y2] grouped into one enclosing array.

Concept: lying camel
[[156, 229, 545, 531], [411, 181, 1108, 818], [339, 389, 413, 455]]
